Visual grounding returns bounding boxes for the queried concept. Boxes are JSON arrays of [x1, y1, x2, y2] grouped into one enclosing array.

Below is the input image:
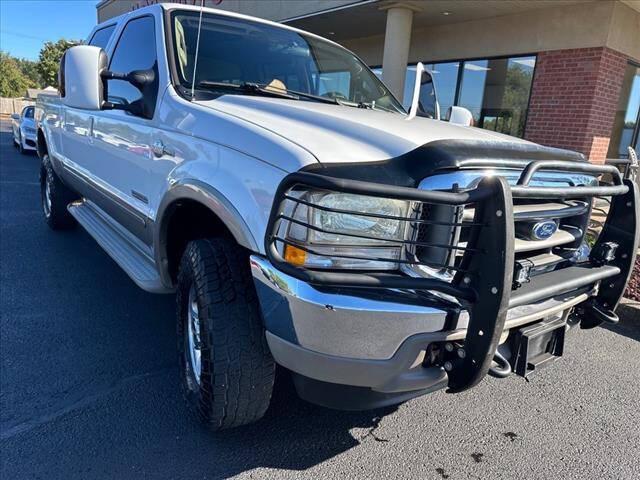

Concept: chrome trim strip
[[514, 228, 579, 253], [418, 169, 600, 191], [59, 157, 150, 227]]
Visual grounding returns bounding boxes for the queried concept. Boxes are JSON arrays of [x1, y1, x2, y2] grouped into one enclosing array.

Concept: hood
[[194, 95, 531, 164]]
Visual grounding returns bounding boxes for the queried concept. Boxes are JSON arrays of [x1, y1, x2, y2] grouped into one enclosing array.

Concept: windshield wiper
[[197, 81, 340, 105], [197, 81, 300, 100], [355, 101, 398, 114], [279, 89, 339, 105]]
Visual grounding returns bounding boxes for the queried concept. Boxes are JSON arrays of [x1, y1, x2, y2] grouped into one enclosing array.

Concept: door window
[[88, 24, 116, 50], [108, 16, 157, 108]]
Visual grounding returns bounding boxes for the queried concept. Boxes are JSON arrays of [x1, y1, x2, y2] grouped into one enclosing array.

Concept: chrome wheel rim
[[43, 176, 52, 217], [187, 284, 202, 384]]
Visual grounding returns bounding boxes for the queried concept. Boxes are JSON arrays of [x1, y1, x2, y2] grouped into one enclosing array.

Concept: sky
[[0, 0, 100, 60]]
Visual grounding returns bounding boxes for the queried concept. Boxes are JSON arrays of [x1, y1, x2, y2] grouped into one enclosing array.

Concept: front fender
[[154, 150, 287, 287], [156, 179, 259, 251]]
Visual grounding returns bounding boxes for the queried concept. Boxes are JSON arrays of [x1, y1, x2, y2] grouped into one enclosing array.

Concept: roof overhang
[[284, 0, 605, 41]]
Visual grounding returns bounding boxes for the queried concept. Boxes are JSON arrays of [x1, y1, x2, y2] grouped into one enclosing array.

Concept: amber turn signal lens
[[284, 245, 306, 266]]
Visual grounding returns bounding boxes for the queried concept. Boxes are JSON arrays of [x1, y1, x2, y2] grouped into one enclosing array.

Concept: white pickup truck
[[36, 3, 638, 430]]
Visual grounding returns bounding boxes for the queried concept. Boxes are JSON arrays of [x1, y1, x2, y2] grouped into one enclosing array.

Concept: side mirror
[[100, 69, 157, 118], [406, 62, 440, 121], [59, 45, 108, 110], [59, 45, 156, 118], [448, 106, 474, 127], [10, 113, 20, 121]]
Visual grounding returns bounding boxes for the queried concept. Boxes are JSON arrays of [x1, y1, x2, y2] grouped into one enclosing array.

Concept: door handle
[[88, 117, 95, 144], [152, 140, 174, 158]]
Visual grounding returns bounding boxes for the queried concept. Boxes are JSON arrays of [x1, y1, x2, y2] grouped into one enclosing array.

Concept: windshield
[[170, 11, 404, 113], [23, 107, 34, 119]]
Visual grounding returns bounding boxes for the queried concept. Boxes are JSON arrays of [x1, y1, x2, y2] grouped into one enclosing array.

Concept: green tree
[[15, 57, 43, 88], [37, 39, 79, 88], [0, 51, 34, 97]]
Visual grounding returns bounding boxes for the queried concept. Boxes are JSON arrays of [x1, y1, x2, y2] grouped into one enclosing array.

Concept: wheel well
[[37, 129, 48, 159], [163, 199, 235, 282]]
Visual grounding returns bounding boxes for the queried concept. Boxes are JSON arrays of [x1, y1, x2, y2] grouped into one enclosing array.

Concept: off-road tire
[[40, 155, 77, 229], [177, 238, 276, 431]]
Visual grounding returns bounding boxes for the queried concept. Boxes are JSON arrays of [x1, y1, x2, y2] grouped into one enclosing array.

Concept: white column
[[381, 5, 415, 101]]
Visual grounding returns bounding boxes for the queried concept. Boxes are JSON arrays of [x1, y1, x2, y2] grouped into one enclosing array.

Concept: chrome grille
[[412, 168, 617, 288]]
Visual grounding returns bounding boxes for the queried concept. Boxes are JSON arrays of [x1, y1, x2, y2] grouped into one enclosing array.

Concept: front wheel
[[176, 237, 275, 430]]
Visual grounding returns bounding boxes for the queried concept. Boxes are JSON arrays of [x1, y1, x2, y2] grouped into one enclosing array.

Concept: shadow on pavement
[[604, 302, 640, 342], [203, 372, 399, 475]]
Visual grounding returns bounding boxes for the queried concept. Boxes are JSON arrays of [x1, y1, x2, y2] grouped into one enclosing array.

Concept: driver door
[[90, 15, 160, 244]]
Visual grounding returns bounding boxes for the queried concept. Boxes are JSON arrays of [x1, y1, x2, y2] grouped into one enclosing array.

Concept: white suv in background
[[11, 105, 37, 154]]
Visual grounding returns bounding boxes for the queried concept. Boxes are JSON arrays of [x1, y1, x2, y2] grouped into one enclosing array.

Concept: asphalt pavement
[[1, 117, 639, 479]]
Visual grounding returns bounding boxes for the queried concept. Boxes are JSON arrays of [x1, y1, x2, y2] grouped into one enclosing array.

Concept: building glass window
[[374, 55, 536, 138], [456, 56, 535, 137], [608, 63, 640, 158], [457, 60, 489, 123]]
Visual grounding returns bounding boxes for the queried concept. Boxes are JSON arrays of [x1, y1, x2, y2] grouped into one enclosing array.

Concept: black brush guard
[[265, 161, 639, 393]]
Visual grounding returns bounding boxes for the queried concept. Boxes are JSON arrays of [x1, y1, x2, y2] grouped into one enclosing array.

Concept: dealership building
[[97, 0, 640, 164]]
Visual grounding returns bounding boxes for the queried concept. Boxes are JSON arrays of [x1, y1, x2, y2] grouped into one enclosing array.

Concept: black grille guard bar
[[265, 170, 639, 394]]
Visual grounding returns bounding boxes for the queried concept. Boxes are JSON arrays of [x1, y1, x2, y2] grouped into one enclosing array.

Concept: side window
[[108, 16, 156, 107], [88, 24, 116, 50]]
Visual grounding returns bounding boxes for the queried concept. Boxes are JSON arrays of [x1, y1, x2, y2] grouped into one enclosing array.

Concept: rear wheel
[[40, 155, 77, 229], [176, 237, 275, 430]]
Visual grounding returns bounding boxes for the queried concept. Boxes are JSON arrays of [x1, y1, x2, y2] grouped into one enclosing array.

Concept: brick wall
[[524, 47, 629, 163]]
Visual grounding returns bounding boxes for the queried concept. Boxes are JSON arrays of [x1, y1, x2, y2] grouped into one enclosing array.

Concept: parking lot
[[1, 116, 639, 479]]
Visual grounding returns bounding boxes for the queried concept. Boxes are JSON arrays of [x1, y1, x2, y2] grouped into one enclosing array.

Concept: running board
[[68, 200, 171, 293]]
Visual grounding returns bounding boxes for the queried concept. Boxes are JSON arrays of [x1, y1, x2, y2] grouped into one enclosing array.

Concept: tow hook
[[579, 298, 619, 329], [440, 342, 512, 379], [488, 350, 512, 378]]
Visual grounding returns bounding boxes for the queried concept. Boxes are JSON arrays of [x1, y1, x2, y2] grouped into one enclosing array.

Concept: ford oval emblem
[[531, 220, 558, 240]]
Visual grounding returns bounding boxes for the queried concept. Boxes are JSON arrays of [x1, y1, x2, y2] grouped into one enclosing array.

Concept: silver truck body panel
[[33, 4, 636, 401]]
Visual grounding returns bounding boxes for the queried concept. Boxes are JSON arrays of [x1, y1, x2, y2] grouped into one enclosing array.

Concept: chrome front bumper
[[249, 255, 612, 396], [250, 255, 449, 361], [250, 255, 450, 395]]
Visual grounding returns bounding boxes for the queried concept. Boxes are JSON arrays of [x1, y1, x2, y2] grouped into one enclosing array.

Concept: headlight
[[283, 191, 409, 270]]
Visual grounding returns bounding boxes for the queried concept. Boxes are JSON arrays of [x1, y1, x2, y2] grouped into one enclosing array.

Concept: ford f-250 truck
[[36, 3, 639, 431]]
